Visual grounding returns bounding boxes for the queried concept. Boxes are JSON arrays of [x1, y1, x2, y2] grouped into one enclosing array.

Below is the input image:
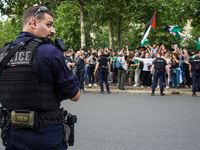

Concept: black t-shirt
[[169, 47, 174, 52]]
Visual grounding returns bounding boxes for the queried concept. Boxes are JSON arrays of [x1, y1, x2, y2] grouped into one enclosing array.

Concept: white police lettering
[[157, 60, 163, 62], [194, 59, 200, 62], [9, 51, 32, 64], [0, 52, 8, 62]]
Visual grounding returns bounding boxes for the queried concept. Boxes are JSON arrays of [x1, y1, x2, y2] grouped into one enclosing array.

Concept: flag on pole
[[141, 11, 156, 46], [163, 25, 185, 40], [143, 39, 149, 46], [196, 36, 200, 50]]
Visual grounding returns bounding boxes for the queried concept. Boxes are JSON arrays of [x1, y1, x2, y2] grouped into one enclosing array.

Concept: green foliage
[[0, 20, 20, 49], [0, 0, 199, 51]]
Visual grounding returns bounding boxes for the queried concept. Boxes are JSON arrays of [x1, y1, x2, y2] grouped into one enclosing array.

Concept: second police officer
[[94, 50, 110, 94], [151, 52, 168, 96], [189, 50, 200, 97]]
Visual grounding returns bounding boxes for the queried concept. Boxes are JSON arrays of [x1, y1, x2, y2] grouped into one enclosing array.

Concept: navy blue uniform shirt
[[152, 57, 167, 66], [10, 32, 80, 101]]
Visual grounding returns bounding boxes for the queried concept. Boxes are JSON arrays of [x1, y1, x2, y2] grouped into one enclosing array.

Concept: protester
[[110, 53, 118, 86], [135, 53, 154, 88], [183, 51, 192, 88], [117, 52, 127, 90], [133, 52, 141, 87], [171, 53, 181, 88], [87, 52, 97, 87], [75, 50, 85, 93]]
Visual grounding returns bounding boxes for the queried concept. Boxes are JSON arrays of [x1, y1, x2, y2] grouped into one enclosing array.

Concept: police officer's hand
[[190, 72, 192, 77]]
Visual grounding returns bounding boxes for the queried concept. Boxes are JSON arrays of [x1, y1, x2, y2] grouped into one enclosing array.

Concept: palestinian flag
[[141, 11, 156, 46], [196, 36, 200, 50], [143, 39, 149, 46], [175, 31, 186, 40], [163, 25, 185, 40]]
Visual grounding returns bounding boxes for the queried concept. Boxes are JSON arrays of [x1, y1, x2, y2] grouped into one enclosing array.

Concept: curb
[[84, 87, 197, 96]]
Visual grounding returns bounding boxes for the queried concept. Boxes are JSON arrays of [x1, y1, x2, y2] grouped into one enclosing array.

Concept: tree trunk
[[109, 22, 114, 50], [79, 1, 85, 48], [117, 22, 121, 51]]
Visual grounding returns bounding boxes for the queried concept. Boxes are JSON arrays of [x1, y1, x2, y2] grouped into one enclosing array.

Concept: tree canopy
[[0, 0, 199, 51]]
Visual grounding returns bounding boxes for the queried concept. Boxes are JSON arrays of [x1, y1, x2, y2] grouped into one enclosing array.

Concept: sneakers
[[80, 89, 84, 94], [166, 86, 169, 89], [88, 84, 92, 87], [93, 83, 97, 87], [141, 86, 144, 88], [156, 85, 160, 89], [133, 84, 138, 87]]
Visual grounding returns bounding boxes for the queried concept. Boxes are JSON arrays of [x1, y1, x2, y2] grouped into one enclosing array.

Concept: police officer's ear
[[29, 19, 37, 29]]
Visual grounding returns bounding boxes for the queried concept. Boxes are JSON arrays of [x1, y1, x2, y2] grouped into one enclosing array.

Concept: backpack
[[116, 57, 123, 69]]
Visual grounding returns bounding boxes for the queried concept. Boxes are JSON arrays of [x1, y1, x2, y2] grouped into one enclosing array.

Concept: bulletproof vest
[[98, 55, 107, 69], [192, 57, 200, 72], [0, 38, 60, 111], [155, 57, 165, 71]]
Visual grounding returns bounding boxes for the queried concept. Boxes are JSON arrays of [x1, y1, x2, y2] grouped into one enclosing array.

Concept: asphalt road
[[0, 93, 200, 150]]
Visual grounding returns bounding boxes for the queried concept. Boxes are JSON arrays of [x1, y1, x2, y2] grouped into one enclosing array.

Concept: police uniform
[[0, 32, 80, 149], [97, 55, 110, 93], [151, 57, 167, 95], [190, 56, 200, 96]]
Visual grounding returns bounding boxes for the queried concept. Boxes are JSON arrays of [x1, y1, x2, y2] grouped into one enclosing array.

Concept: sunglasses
[[29, 6, 49, 25]]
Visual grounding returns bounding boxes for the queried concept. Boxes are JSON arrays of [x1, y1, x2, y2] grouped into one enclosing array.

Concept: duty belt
[[10, 108, 67, 129]]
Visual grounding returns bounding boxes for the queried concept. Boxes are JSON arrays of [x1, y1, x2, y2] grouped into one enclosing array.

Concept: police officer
[[151, 52, 168, 96], [94, 50, 110, 93], [0, 6, 80, 149], [189, 50, 200, 97]]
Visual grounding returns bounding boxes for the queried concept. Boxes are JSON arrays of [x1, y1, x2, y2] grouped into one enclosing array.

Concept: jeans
[[84, 66, 88, 83], [171, 70, 180, 87], [76, 70, 85, 90]]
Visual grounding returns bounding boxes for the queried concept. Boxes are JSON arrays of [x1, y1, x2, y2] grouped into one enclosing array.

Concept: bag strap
[[0, 38, 44, 74]]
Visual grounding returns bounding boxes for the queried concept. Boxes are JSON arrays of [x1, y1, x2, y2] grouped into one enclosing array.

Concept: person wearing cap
[[65, 49, 76, 70], [189, 50, 200, 97]]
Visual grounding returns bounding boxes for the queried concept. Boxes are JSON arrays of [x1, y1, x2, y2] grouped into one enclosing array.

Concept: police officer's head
[[194, 50, 200, 56], [156, 52, 162, 58], [23, 6, 55, 39]]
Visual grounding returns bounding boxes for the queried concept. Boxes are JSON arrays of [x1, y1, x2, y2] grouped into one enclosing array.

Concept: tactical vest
[[98, 55, 107, 69], [155, 57, 165, 71], [0, 38, 60, 111], [192, 57, 200, 72]]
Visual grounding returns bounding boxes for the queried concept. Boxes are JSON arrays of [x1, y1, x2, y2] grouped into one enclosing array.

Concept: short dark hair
[[23, 6, 53, 27], [194, 50, 200, 55]]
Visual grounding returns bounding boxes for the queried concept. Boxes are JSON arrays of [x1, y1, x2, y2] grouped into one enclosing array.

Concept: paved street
[[63, 93, 200, 150], [0, 93, 200, 150]]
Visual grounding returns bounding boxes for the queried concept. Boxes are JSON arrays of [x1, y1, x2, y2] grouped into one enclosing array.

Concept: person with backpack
[[111, 53, 118, 86], [117, 52, 127, 90]]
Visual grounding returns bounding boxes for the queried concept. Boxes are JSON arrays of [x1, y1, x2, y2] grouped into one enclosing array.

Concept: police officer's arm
[[70, 90, 80, 102], [189, 64, 192, 77], [107, 61, 110, 73], [94, 62, 99, 75], [151, 64, 155, 74]]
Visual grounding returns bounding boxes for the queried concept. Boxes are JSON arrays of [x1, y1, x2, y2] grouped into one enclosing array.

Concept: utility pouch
[[11, 110, 39, 129]]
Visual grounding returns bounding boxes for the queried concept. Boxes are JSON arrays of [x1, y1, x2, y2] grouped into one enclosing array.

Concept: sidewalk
[[84, 81, 199, 96]]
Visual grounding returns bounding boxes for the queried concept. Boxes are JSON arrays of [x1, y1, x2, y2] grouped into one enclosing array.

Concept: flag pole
[[184, 35, 200, 46]]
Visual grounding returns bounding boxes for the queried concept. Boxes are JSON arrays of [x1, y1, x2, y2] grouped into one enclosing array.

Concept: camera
[[64, 113, 77, 146]]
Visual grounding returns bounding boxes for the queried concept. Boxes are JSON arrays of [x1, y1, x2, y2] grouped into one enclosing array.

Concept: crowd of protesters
[[63, 42, 200, 95]]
